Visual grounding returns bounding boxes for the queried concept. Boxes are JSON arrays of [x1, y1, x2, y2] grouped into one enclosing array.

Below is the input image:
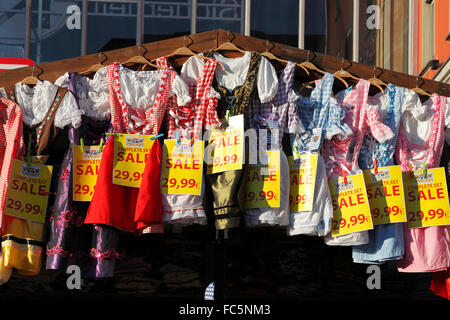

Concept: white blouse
[[55, 71, 110, 121], [400, 89, 450, 146], [181, 51, 279, 103], [0, 80, 82, 129], [56, 64, 191, 122]]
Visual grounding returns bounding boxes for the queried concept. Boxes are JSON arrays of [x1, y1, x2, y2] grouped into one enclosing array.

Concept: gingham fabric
[[297, 72, 352, 140], [395, 93, 446, 171], [250, 61, 296, 140], [394, 93, 450, 273], [204, 282, 215, 300], [157, 56, 218, 140], [0, 97, 25, 231], [322, 79, 394, 179], [107, 61, 175, 135], [352, 84, 405, 264]]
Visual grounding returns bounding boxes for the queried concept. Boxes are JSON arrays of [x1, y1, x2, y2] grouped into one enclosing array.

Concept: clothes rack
[[0, 29, 449, 97]]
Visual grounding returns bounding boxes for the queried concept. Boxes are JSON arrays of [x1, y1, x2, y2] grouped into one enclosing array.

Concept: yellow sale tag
[[328, 172, 373, 236], [112, 133, 154, 188], [4, 159, 53, 223], [160, 140, 204, 195], [244, 150, 280, 209], [73, 145, 102, 201], [206, 127, 244, 174], [363, 165, 407, 225], [288, 154, 318, 212], [403, 167, 450, 229]]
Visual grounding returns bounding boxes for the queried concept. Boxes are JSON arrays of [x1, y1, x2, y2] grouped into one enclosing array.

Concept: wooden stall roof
[[0, 29, 449, 97]]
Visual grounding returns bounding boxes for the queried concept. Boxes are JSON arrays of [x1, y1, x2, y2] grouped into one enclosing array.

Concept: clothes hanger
[[411, 75, 432, 97], [156, 36, 225, 71], [21, 65, 39, 85], [122, 45, 163, 70], [367, 65, 386, 94], [213, 31, 246, 56], [299, 50, 348, 88], [334, 56, 359, 85], [261, 40, 309, 75], [80, 52, 106, 76]]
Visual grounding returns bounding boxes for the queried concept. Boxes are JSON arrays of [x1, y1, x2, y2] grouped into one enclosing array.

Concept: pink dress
[[395, 91, 450, 272], [322, 80, 394, 246]]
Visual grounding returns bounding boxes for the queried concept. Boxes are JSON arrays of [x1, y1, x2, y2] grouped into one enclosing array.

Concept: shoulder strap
[[234, 52, 261, 115], [4, 86, 17, 104], [35, 86, 68, 155]]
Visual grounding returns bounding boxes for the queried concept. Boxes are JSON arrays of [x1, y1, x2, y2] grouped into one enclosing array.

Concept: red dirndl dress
[[84, 61, 176, 233]]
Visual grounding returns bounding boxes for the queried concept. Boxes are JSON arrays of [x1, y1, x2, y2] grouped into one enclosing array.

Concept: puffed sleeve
[[180, 56, 221, 100], [54, 72, 69, 88], [54, 90, 83, 129], [401, 89, 428, 120], [79, 68, 111, 120], [257, 57, 278, 103], [170, 74, 192, 107]]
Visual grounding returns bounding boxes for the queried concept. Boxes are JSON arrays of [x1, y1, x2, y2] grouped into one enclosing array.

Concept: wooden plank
[[217, 29, 450, 97], [0, 30, 220, 87], [1, 29, 449, 97]]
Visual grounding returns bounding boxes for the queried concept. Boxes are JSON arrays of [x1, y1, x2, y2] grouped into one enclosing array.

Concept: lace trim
[[111, 62, 171, 134], [50, 209, 85, 227], [90, 248, 122, 260], [397, 94, 444, 170]]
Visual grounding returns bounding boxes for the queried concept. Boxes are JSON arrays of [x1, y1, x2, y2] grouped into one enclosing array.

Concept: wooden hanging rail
[[0, 29, 449, 97]]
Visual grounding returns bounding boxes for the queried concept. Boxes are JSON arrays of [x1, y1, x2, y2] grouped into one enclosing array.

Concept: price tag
[[206, 127, 244, 175], [328, 172, 373, 236], [73, 145, 102, 201], [403, 167, 450, 229], [161, 139, 204, 195], [112, 133, 154, 188], [288, 154, 318, 212], [363, 165, 407, 225], [4, 159, 53, 223], [244, 150, 280, 209]]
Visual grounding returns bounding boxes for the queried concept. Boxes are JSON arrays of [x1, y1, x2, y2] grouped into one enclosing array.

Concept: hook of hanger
[[31, 65, 35, 77], [307, 50, 310, 62], [373, 65, 376, 78], [184, 35, 187, 48], [341, 56, 345, 70], [266, 40, 268, 52]]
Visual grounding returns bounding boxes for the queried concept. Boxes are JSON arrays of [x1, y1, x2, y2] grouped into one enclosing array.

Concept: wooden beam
[[0, 30, 220, 87], [1, 29, 449, 97], [219, 30, 450, 97]]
